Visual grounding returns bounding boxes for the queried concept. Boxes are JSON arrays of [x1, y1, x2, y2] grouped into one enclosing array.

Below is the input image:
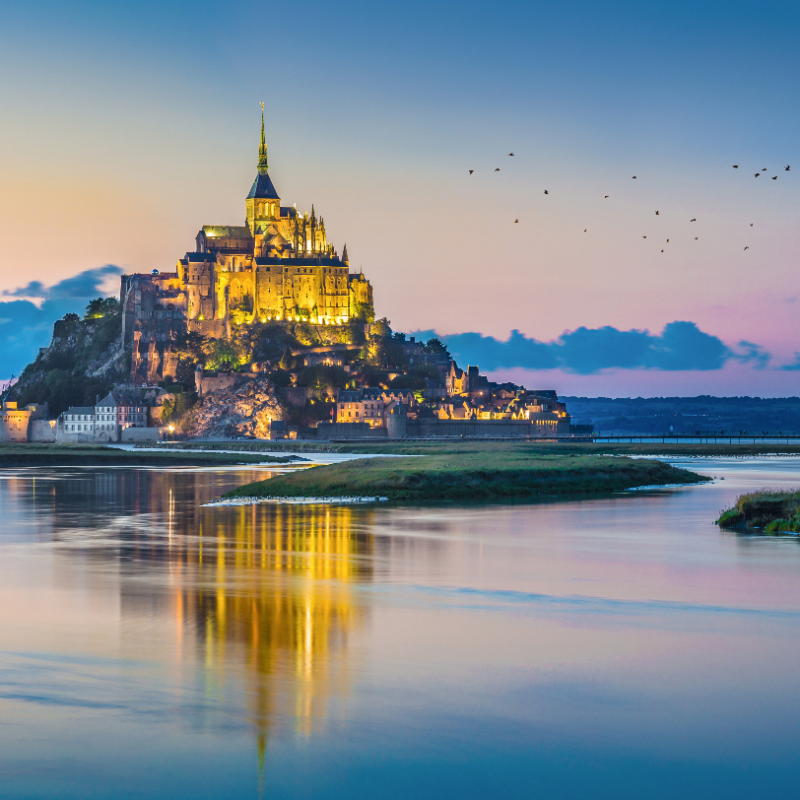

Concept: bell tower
[[246, 103, 281, 235]]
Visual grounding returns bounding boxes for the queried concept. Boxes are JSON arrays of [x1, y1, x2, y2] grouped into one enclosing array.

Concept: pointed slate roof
[[247, 172, 280, 200], [247, 104, 280, 199]]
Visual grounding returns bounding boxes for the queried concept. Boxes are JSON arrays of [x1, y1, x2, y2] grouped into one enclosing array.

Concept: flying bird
[[605, 195, 609, 198], [744, 246, 749, 250], [661, 249, 664, 252], [544, 190, 549, 194], [584, 229, 587, 233], [642, 236, 647, 239], [666, 239, 669, 243], [469, 170, 473, 175], [772, 176, 778, 180], [632, 176, 637, 179], [508, 153, 514, 156], [655, 210, 659, 215], [762, 168, 767, 171], [750, 223, 753, 226], [733, 165, 738, 168], [694, 237, 699, 240], [494, 168, 500, 172], [690, 218, 696, 222], [514, 219, 518, 223], [754, 173, 760, 178], [786, 165, 791, 171]]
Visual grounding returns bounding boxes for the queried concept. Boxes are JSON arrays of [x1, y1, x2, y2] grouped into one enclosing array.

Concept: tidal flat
[[0, 442, 301, 467], [159, 439, 800, 457]]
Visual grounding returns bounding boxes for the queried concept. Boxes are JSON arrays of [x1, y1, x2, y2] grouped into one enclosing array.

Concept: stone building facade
[[0, 401, 50, 442], [335, 389, 415, 428], [56, 392, 151, 443], [121, 108, 375, 384]]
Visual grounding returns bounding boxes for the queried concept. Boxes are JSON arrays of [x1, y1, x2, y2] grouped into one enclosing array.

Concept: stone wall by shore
[[315, 418, 571, 440]]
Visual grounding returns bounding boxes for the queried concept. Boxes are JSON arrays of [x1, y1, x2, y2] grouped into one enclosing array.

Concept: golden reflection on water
[[182, 502, 373, 750], [9, 468, 375, 756]]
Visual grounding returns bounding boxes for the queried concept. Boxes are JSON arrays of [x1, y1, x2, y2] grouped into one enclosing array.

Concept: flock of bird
[[470, 154, 791, 252]]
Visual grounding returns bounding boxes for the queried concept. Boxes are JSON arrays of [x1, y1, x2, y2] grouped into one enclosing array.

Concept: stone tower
[[245, 103, 281, 235]]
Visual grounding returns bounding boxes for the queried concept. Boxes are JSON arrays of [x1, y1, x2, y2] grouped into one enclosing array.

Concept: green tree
[[423, 337, 450, 358], [85, 297, 120, 320], [161, 391, 198, 425], [297, 365, 348, 394], [205, 339, 241, 371]]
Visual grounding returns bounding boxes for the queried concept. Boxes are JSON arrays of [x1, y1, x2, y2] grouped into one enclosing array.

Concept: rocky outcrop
[[184, 378, 285, 439]]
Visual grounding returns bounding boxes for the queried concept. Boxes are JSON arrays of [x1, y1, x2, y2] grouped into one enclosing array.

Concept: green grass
[[0, 443, 299, 467], [154, 439, 800, 457], [716, 490, 800, 533], [223, 445, 708, 503]]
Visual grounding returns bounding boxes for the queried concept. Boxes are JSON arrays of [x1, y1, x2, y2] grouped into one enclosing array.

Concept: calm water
[[1, 458, 800, 798]]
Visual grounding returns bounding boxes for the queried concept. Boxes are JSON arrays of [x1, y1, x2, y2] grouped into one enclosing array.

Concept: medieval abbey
[[121, 107, 374, 383]]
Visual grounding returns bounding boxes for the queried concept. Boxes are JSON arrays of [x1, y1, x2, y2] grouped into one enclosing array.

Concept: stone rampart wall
[[313, 418, 571, 440], [195, 372, 238, 397], [0, 415, 29, 442], [30, 420, 56, 443], [121, 427, 161, 443], [316, 423, 388, 440]]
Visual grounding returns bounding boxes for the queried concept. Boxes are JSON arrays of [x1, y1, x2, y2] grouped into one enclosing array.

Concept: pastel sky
[[1, 0, 799, 395]]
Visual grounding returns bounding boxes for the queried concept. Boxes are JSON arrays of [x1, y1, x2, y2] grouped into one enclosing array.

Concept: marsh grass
[[224, 446, 708, 503], [716, 489, 800, 533]]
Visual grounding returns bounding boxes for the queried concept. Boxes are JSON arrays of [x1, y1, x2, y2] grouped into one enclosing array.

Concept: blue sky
[[1, 1, 799, 393]]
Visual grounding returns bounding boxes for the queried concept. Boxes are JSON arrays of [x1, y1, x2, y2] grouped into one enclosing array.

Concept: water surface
[[1, 458, 799, 798]]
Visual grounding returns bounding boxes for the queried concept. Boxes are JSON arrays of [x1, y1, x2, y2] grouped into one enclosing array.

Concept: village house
[[335, 388, 414, 428], [56, 392, 153, 443], [446, 363, 489, 398]]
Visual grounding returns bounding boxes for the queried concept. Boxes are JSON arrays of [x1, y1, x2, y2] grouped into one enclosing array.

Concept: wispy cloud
[[0, 266, 122, 378], [412, 321, 771, 375]]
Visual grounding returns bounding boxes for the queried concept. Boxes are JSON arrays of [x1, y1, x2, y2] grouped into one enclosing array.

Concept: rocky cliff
[[183, 378, 284, 439], [9, 300, 127, 416]]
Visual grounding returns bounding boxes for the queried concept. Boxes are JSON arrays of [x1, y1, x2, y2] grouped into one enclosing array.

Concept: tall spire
[[342, 243, 349, 265], [258, 101, 269, 175]]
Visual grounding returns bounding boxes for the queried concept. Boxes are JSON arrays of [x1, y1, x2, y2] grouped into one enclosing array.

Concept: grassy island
[[717, 491, 800, 533], [223, 443, 708, 503]]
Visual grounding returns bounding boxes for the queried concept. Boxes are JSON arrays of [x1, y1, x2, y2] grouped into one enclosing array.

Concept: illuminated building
[[120, 105, 375, 383]]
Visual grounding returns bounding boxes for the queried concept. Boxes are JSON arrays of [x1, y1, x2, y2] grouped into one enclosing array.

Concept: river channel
[[1, 456, 799, 798]]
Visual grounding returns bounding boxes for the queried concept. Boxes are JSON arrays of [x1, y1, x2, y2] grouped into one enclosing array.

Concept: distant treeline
[[562, 396, 800, 436]]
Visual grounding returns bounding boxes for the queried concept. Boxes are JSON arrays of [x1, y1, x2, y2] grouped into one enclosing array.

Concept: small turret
[[342, 243, 349, 266]]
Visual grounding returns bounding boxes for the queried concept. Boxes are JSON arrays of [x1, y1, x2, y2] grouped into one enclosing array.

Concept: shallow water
[[1, 457, 799, 799]]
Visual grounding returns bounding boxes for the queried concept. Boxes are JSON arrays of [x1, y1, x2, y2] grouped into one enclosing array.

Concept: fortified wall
[[317, 416, 574, 441], [0, 402, 51, 442]]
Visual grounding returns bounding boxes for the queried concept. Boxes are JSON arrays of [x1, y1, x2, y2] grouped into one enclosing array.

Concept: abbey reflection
[[25, 469, 375, 747], [184, 501, 375, 743]]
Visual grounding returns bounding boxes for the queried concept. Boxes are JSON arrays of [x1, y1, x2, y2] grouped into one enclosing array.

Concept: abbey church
[[121, 108, 374, 382]]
